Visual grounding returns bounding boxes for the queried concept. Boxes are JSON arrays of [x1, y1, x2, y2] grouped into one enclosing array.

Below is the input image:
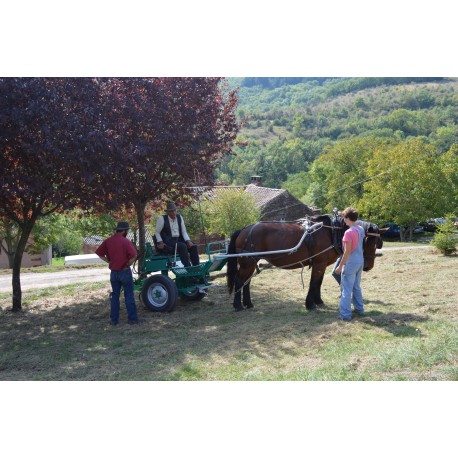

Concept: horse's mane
[[357, 219, 380, 233]]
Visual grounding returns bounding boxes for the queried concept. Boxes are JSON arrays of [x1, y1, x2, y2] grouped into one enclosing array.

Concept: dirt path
[[0, 267, 110, 293]]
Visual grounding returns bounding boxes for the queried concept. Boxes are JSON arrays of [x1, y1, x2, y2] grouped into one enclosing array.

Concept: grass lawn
[[0, 244, 456, 381], [51, 257, 65, 266]]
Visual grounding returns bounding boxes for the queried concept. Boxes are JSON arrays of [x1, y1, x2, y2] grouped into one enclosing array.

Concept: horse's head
[[362, 222, 383, 271]]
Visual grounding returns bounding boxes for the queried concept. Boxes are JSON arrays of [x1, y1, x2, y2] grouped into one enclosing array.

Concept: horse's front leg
[[305, 264, 326, 310], [305, 283, 317, 310], [243, 281, 254, 309]]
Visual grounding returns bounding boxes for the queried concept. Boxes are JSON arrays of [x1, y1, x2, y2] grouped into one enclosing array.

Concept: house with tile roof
[[189, 176, 320, 222]]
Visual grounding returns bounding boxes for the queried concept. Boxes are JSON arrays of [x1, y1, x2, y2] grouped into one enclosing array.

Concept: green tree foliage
[[379, 109, 438, 137], [30, 214, 68, 255], [69, 210, 119, 240], [304, 137, 395, 213], [221, 77, 457, 192], [203, 189, 260, 238], [33, 212, 117, 257], [52, 230, 82, 258], [281, 171, 311, 200], [360, 139, 450, 240], [439, 144, 458, 213], [431, 126, 458, 153], [430, 214, 458, 255], [175, 206, 204, 241]]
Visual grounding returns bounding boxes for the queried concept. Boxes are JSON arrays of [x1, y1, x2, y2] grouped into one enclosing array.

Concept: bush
[[204, 189, 261, 238], [430, 215, 458, 255], [52, 230, 82, 258]]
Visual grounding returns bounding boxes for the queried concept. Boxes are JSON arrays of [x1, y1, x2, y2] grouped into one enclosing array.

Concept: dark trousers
[[164, 236, 199, 267]]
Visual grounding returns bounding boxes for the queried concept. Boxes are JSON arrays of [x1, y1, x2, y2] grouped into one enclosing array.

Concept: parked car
[[412, 225, 425, 234], [382, 222, 401, 238], [423, 217, 445, 232], [382, 222, 424, 238]]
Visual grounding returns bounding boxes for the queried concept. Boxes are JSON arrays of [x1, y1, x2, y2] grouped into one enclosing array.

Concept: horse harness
[[236, 219, 338, 269], [238, 217, 380, 265]]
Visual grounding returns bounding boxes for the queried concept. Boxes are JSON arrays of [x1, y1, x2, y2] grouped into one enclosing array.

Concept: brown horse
[[226, 215, 385, 311]]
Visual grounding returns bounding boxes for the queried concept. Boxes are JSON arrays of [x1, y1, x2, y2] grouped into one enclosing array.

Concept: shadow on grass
[[0, 276, 432, 380], [357, 310, 428, 337], [0, 279, 354, 380]]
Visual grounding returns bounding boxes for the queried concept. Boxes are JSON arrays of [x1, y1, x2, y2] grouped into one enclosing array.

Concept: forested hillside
[[217, 77, 458, 228]]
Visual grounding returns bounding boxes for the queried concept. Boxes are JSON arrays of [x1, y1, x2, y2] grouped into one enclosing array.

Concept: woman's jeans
[[339, 260, 364, 320], [110, 268, 138, 324]]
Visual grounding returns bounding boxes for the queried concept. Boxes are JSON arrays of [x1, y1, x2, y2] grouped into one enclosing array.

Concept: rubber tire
[[141, 274, 178, 312]]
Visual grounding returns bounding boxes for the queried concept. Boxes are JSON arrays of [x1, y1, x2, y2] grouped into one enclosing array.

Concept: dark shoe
[[128, 319, 141, 325], [111, 321, 118, 326]]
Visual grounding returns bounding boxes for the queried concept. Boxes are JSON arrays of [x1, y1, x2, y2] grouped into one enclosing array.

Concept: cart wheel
[[180, 288, 206, 301], [141, 275, 178, 312]]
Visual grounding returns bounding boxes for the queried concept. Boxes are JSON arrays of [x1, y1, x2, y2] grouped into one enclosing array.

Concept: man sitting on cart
[[154, 202, 200, 267]]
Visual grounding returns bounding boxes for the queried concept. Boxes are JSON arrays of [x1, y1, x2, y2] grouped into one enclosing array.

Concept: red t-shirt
[[95, 233, 137, 270]]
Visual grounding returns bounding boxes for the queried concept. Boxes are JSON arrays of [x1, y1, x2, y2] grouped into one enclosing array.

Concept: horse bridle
[[322, 222, 381, 260], [362, 231, 381, 260]]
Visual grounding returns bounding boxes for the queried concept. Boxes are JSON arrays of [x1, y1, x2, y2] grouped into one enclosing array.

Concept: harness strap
[[241, 222, 260, 253]]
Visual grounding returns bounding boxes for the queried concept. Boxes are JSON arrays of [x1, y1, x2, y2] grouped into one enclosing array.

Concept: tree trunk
[[135, 202, 147, 279], [11, 222, 35, 312]]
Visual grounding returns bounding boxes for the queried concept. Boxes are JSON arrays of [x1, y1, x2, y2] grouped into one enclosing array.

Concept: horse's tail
[[227, 229, 242, 295]]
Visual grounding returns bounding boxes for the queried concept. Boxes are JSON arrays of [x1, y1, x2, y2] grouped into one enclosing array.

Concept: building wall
[[83, 243, 99, 254], [0, 243, 52, 269]]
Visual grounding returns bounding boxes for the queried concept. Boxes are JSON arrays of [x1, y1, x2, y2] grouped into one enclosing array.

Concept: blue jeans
[[110, 268, 138, 323], [339, 260, 364, 320]]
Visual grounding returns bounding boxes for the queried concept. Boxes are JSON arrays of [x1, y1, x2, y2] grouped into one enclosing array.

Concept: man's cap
[[115, 222, 129, 232], [166, 202, 177, 211]]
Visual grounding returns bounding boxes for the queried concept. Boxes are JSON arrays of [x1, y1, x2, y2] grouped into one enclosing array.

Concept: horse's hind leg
[[233, 278, 244, 311], [243, 281, 254, 309]]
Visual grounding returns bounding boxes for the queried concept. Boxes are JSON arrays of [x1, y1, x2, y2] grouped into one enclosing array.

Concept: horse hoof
[[245, 303, 254, 309], [233, 306, 245, 312], [306, 304, 317, 310]]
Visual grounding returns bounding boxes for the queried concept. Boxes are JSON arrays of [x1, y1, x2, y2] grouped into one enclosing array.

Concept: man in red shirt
[[96, 222, 139, 325]]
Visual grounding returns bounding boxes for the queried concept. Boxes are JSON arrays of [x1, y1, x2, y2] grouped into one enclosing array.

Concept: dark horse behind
[[227, 214, 385, 311]]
